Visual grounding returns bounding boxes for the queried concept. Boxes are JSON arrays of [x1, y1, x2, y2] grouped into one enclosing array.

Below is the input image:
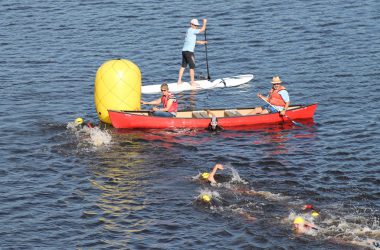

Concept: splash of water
[[67, 121, 112, 147], [287, 207, 380, 248], [223, 164, 247, 184]]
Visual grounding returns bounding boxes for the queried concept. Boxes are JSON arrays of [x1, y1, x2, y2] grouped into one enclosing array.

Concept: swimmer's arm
[[207, 164, 223, 183], [305, 222, 318, 230]]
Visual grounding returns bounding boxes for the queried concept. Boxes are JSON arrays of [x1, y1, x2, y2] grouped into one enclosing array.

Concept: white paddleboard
[[141, 74, 254, 94]]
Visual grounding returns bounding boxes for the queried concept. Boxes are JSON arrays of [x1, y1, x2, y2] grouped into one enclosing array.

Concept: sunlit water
[[0, 1, 379, 249]]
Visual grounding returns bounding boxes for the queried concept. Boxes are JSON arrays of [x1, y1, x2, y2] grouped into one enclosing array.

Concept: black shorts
[[181, 51, 195, 69]]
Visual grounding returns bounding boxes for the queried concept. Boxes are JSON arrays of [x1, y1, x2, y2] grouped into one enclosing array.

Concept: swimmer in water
[[300, 204, 321, 219], [199, 164, 262, 196], [206, 110, 223, 132], [200, 163, 225, 184], [195, 193, 223, 208], [195, 192, 256, 220], [75, 117, 94, 129], [293, 216, 318, 234]]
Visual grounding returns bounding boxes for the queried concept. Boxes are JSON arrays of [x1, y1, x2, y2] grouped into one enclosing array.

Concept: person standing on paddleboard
[[177, 18, 207, 87], [249, 76, 290, 116], [141, 83, 178, 117]]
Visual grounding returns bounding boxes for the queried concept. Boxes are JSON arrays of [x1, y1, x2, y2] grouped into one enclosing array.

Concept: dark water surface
[[1, 1, 379, 249]]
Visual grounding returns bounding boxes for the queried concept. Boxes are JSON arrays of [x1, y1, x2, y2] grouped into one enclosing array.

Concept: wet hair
[[206, 116, 222, 132]]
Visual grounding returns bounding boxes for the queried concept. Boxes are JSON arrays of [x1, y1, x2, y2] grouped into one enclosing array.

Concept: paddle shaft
[[204, 29, 211, 80], [259, 96, 303, 126]]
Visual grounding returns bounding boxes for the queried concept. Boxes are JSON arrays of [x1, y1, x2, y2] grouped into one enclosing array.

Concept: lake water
[[1, 1, 379, 249]]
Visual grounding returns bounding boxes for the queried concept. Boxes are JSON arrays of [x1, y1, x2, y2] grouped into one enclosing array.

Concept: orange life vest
[[161, 92, 178, 113], [268, 86, 287, 107]]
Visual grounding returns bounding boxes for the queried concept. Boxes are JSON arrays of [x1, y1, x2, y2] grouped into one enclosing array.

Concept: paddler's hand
[[141, 100, 146, 105], [257, 93, 263, 99], [152, 106, 158, 112], [280, 110, 286, 116]]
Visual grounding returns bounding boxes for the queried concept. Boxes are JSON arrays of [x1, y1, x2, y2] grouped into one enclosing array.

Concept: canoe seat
[[224, 109, 241, 117], [192, 110, 209, 118]]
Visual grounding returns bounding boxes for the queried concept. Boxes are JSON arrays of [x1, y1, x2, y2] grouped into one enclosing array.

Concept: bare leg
[[248, 107, 264, 115], [190, 68, 196, 86], [177, 67, 185, 84]]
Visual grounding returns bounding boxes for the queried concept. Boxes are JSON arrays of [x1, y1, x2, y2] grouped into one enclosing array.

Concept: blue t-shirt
[[278, 90, 289, 102], [182, 28, 200, 52]]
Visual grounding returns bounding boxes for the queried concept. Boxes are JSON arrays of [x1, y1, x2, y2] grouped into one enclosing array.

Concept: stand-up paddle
[[204, 29, 211, 80], [259, 96, 304, 127]]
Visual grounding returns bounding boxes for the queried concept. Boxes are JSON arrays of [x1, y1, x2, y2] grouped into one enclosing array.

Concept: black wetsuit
[[206, 124, 223, 132]]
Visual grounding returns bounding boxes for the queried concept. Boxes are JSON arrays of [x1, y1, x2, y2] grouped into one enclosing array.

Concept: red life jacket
[[161, 92, 178, 113], [268, 86, 287, 107]]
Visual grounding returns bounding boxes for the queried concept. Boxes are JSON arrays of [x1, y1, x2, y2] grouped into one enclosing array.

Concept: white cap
[[190, 19, 200, 26]]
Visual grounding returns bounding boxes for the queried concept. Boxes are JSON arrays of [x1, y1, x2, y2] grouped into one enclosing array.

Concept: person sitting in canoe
[[249, 75, 290, 116], [141, 83, 178, 117], [206, 110, 223, 132]]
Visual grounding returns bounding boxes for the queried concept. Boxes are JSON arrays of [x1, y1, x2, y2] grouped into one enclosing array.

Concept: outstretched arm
[[141, 97, 161, 106], [196, 40, 208, 45], [208, 163, 223, 184]]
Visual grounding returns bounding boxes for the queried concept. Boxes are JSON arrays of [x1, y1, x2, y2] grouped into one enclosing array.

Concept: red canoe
[[108, 104, 317, 129]]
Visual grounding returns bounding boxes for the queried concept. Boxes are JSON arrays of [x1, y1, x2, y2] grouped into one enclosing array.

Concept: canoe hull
[[108, 104, 317, 129]]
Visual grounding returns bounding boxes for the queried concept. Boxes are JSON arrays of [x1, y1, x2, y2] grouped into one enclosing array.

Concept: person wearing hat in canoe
[[249, 76, 290, 116], [141, 83, 178, 117], [177, 18, 208, 87]]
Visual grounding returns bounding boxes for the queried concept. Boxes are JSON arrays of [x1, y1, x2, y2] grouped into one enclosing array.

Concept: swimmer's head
[[303, 204, 313, 210], [210, 116, 218, 129], [75, 117, 84, 125], [201, 194, 211, 202], [293, 216, 305, 225], [201, 172, 209, 180], [311, 211, 319, 217]]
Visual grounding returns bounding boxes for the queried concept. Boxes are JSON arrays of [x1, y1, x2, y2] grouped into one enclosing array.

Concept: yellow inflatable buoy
[[94, 59, 142, 124]]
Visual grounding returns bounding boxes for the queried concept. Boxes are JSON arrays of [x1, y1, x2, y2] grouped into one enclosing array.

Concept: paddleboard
[[141, 74, 254, 94]]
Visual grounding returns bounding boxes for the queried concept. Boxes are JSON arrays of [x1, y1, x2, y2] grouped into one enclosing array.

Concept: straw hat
[[271, 76, 282, 84]]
